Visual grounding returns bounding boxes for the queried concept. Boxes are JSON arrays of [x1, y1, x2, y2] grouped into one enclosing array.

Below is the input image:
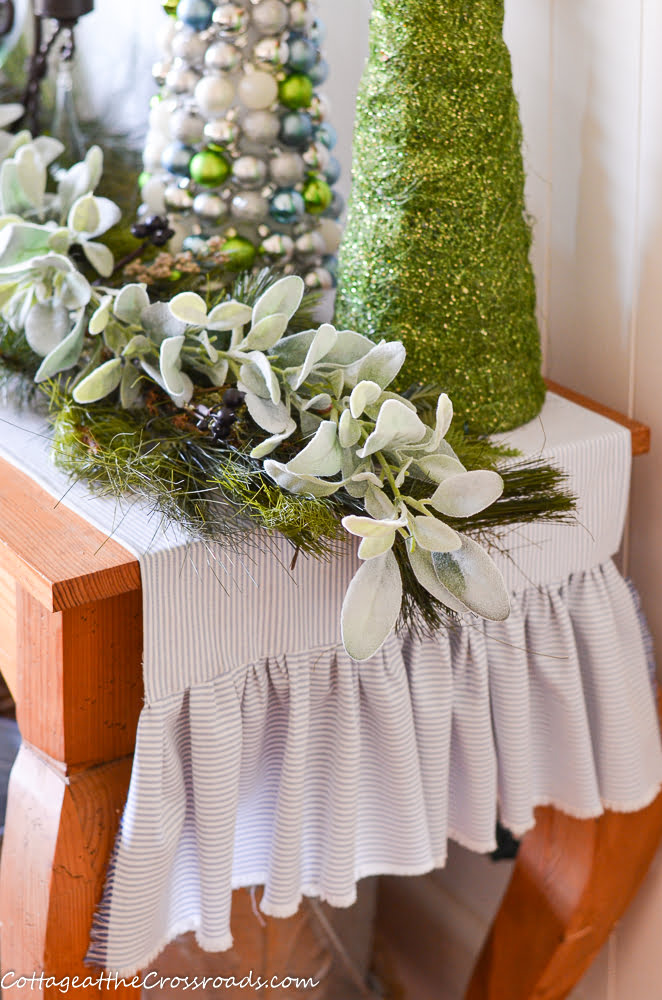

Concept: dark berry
[[222, 387, 245, 409], [131, 223, 149, 239]]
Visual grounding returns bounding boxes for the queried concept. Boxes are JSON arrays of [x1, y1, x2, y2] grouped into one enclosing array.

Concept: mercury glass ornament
[[166, 63, 200, 94], [165, 183, 194, 211], [289, 1, 312, 32], [232, 155, 268, 188], [269, 188, 305, 225], [162, 142, 195, 176], [212, 3, 248, 36], [323, 156, 341, 186], [193, 192, 228, 223], [269, 151, 304, 186], [204, 118, 241, 147], [152, 59, 173, 86], [243, 110, 280, 144], [279, 111, 313, 148], [295, 230, 325, 261], [195, 75, 235, 116], [308, 58, 328, 87], [171, 28, 208, 64], [205, 40, 241, 73], [261, 232, 294, 261], [190, 148, 232, 187], [318, 217, 342, 254], [302, 142, 329, 171], [231, 191, 269, 222], [287, 36, 317, 73], [303, 176, 332, 215], [253, 36, 289, 70], [315, 121, 337, 150], [323, 189, 344, 219], [221, 236, 257, 270], [252, 0, 289, 36], [304, 266, 333, 290], [177, 0, 215, 31], [170, 108, 205, 144], [279, 73, 313, 110], [238, 71, 279, 110]]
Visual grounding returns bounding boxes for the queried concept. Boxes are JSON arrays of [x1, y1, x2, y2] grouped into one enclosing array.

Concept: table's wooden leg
[[466, 793, 662, 1000], [0, 585, 143, 997]]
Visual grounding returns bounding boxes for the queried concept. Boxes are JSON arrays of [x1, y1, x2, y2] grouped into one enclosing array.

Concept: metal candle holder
[[23, 0, 94, 136]]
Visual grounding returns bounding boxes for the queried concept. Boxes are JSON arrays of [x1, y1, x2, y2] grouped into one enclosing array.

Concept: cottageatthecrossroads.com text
[[1, 972, 320, 992]]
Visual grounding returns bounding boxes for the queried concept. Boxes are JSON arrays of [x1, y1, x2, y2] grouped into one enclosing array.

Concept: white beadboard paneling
[[628, 0, 662, 663], [546, 0, 642, 413], [505, 0, 554, 363]]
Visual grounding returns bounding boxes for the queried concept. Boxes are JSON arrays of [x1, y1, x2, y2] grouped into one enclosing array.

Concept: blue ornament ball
[[177, 0, 215, 31], [287, 36, 318, 73], [161, 142, 195, 176], [315, 121, 337, 150], [279, 111, 314, 149], [323, 156, 341, 185], [269, 188, 306, 225], [323, 254, 338, 285], [310, 18, 326, 44], [308, 58, 329, 86], [322, 189, 345, 220]]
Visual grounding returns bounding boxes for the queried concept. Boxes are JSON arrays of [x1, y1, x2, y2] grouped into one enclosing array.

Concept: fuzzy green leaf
[[73, 357, 123, 403], [341, 550, 402, 661]]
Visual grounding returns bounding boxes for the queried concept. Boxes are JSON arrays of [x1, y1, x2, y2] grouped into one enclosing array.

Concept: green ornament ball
[[189, 148, 231, 187], [138, 171, 152, 189], [221, 236, 257, 271], [278, 74, 314, 110], [161, 0, 178, 15], [303, 177, 333, 215]]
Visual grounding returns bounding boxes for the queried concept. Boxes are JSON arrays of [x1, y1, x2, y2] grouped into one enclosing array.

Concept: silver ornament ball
[[171, 29, 208, 65], [269, 151, 305, 186], [305, 267, 334, 290], [253, 36, 289, 69], [205, 41, 242, 73], [212, 3, 249, 36], [165, 63, 200, 95], [231, 191, 269, 223], [232, 155, 269, 188], [204, 118, 241, 147], [170, 108, 205, 144], [261, 232, 295, 262], [252, 0, 289, 35], [295, 231, 325, 261], [193, 192, 228, 223], [164, 185, 194, 212], [242, 110, 281, 144]]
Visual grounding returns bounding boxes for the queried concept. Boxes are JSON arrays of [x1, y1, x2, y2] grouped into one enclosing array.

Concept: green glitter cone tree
[[334, 0, 546, 433]]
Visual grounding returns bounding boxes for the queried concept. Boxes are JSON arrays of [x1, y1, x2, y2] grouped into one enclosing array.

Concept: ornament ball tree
[[334, 0, 547, 433], [141, 0, 344, 290]]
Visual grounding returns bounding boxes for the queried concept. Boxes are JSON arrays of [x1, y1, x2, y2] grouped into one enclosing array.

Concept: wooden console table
[[0, 382, 659, 999]]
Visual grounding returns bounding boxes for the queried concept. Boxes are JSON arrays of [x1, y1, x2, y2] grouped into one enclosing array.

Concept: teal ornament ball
[[221, 236, 257, 271], [189, 148, 231, 187], [177, 0, 214, 31], [287, 37, 318, 73], [279, 111, 313, 148], [316, 122, 337, 150], [303, 177, 333, 215], [279, 74, 314, 110], [269, 188, 306, 224], [161, 142, 195, 177]]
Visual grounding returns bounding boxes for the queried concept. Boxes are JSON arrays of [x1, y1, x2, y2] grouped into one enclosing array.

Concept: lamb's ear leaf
[[341, 550, 402, 661], [432, 535, 510, 621], [252, 274, 304, 327], [73, 358, 123, 403]]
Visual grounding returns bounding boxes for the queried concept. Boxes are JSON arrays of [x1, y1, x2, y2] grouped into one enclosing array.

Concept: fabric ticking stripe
[[1, 393, 661, 976]]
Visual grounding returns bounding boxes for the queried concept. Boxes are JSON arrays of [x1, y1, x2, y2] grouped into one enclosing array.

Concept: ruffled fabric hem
[[87, 559, 662, 974]]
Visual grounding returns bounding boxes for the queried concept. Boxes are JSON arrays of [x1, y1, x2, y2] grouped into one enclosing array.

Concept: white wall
[[72, 2, 662, 996]]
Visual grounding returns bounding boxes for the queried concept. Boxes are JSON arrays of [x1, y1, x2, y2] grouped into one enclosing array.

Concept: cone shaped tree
[[334, 0, 546, 433]]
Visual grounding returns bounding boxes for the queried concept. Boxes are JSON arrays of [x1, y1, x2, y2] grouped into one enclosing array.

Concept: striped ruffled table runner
[[1, 391, 660, 975]]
